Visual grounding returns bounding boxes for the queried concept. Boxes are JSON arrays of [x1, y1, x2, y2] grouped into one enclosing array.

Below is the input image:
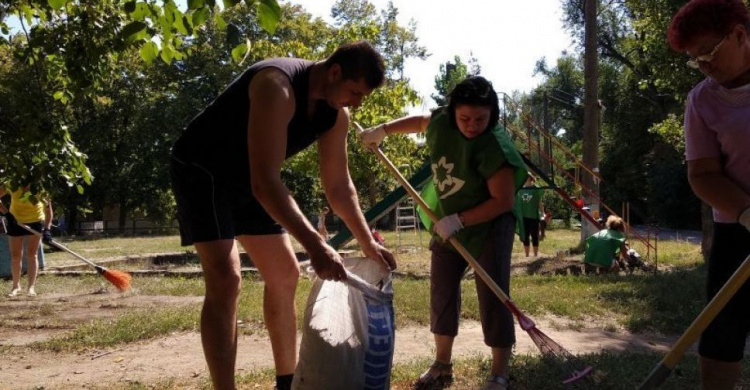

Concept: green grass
[[7, 228, 731, 388], [19, 229, 710, 350], [36, 305, 201, 352]]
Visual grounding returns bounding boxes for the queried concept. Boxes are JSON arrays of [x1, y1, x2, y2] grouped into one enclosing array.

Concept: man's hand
[[309, 243, 348, 281], [42, 228, 52, 244], [361, 241, 397, 271], [434, 213, 464, 241], [359, 124, 387, 151], [740, 206, 750, 232]]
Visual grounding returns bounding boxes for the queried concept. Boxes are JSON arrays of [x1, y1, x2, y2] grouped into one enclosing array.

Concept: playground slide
[[328, 160, 432, 250]]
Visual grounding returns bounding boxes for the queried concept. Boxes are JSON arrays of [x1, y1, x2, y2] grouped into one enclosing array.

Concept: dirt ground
[[0, 255, 675, 389], [0, 292, 683, 389]]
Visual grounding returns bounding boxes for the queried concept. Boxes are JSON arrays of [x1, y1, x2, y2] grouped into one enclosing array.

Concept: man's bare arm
[[247, 69, 326, 253], [319, 110, 396, 269]]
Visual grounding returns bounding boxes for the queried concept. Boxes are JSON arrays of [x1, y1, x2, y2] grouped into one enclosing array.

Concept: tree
[[0, 0, 280, 197], [431, 54, 480, 106], [581, 0, 600, 243], [547, 0, 704, 231]]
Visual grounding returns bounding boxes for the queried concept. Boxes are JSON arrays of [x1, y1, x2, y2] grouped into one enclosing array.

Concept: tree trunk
[[581, 0, 600, 244], [701, 202, 714, 261]]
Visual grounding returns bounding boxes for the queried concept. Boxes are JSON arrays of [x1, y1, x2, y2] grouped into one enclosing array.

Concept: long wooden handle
[[639, 253, 750, 389], [19, 222, 98, 268], [355, 122, 512, 305]]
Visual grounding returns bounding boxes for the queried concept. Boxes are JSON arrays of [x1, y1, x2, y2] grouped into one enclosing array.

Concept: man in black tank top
[[169, 41, 396, 390]]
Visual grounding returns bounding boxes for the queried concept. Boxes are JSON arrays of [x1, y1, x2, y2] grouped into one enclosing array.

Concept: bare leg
[[700, 356, 740, 390], [434, 334, 455, 364], [8, 236, 24, 296], [195, 239, 242, 390], [24, 235, 41, 295], [490, 346, 512, 378], [237, 234, 300, 375]]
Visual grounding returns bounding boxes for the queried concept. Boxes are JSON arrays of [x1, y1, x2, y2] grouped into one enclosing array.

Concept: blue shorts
[[170, 155, 284, 246], [698, 223, 750, 362]]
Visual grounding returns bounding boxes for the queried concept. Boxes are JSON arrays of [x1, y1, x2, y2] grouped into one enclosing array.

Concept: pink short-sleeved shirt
[[684, 78, 750, 223]]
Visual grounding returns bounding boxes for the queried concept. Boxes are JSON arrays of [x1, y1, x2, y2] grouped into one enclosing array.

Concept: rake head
[[95, 266, 133, 292], [526, 326, 592, 385]]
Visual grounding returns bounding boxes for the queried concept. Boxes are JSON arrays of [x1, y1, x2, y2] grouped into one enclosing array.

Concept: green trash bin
[[0, 234, 46, 279]]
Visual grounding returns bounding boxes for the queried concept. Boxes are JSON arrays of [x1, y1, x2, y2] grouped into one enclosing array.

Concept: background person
[[170, 41, 396, 390], [583, 215, 628, 274], [0, 185, 52, 297], [361, 75, 527, 390], [540, 207, 550, 240], [668, 1, 750, 388], [517, 175, 544, 257]]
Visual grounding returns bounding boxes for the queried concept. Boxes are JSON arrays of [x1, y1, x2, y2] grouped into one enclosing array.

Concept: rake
[[355, 122, 592, 384], [20, 223, 132, 291], [639, 253, 750, 389]]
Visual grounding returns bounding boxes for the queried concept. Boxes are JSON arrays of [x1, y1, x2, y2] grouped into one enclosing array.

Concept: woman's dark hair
[[446, 76, 500, 131], [324, 41, 386, 89], [668, 0, 749, 51]]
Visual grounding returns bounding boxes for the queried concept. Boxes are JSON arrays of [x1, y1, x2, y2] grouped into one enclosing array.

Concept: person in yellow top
[[0, 185, 52, 297]]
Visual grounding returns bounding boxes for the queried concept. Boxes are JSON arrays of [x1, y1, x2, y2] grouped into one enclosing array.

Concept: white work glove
[[434, 213, 464, 241], [360, 124, 387, 150], [740, 206, 750, 232]]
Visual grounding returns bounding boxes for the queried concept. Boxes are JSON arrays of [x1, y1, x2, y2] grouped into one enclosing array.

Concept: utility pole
[[582, 0, 600, 242]]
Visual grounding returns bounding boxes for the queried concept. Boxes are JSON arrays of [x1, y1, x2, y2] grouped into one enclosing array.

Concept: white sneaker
[[7, 288, 20, 297], [27, 287, 37, 297]]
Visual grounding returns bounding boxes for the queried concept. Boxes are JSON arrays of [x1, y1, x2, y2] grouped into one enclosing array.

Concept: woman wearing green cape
[[361, 76, 527, 390]]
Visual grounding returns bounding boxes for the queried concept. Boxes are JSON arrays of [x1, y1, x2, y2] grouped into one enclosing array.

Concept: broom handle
[[18, 222, 99, 269], [356, 123, 512, 306], [640, 252, 750, 389]]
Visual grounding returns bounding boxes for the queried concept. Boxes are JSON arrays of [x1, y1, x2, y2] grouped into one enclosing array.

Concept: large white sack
[[293, 257, 395, 390]]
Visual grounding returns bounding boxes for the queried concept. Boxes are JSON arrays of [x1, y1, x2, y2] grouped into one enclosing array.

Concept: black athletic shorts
[[170, 155, 284, 246], [5, 213, 43, 237], [698, 222, 750, 362]]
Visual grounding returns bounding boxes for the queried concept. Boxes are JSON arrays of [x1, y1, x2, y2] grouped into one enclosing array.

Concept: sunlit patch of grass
[[33, 305, 201, 352]]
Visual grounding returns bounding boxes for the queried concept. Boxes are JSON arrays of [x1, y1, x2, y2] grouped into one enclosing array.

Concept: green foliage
[[529, 0, 708, 228], [648, 113, 685, 154], [0, 0, 429, 225], [431, 54, 480, 106], [0, 0, 279, 209]]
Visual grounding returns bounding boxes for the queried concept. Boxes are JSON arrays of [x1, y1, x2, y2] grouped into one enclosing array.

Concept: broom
[[639, 253, 750, 389], [355, 122, 592, 384], [19, 223, 132, 291]]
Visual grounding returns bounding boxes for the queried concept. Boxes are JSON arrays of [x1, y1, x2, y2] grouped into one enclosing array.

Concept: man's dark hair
[[446, 76, 500, 131], [324, 41, 386, 88]]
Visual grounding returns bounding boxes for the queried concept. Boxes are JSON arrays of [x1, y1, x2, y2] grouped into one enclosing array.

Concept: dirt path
[[0, 316, 684, 389]]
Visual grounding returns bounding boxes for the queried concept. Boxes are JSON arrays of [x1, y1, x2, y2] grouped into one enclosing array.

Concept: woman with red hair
[[668, 1, 750, 389]]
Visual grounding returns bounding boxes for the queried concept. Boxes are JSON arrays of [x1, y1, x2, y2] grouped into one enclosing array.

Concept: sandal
[[481, 375, 510, 390], [412, 361, 453, 390]]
